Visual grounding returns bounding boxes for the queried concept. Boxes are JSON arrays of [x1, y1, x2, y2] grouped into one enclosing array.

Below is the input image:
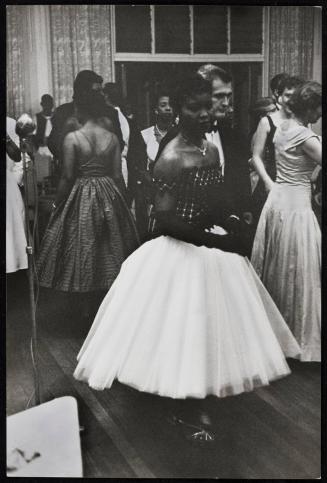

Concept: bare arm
[[54, 132, 77, 207], [302, 137, 322, 165], [6, 134, 21, 162], [251, 117, 275, 192], [153, 157, 247, 255], [110, 135, 128, 199]]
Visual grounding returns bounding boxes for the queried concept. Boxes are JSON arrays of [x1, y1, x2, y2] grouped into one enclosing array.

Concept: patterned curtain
[[269, 6, 314, 81], [49, 5, 113, 106], [6, 6, 30, 118]]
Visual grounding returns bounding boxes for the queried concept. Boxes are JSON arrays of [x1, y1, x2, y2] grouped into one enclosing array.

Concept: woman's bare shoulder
[[154, 143, 183, 182]]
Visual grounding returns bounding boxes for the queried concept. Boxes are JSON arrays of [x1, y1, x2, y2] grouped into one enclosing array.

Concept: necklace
[[154, 125, 168, 138], [181, 134, 207, 156]]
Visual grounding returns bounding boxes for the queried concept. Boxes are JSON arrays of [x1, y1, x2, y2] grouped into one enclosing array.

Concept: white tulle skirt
[[74, 236, 300, 399], [251, 184, 321, 362]]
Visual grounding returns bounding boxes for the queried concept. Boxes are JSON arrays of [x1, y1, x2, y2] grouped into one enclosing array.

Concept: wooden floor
[[7, 271, 321, 478]]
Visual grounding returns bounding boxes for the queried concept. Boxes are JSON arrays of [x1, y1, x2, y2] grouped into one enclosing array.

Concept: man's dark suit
[[47, 101, 124, 160], [125, 117, 149, 241], [33, 112, 53, 149], [217, 122, 251, 218]]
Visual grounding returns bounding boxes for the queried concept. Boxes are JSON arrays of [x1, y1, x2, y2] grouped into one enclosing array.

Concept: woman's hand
[[264, 179, 275, 193]]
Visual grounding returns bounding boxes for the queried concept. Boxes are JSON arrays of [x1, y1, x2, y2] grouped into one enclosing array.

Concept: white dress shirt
[[115, 106, 130, 185], [205, 127, 225, 177], [141, 126, 159, 168]]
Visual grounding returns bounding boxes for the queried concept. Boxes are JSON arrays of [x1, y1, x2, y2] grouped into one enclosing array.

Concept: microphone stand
[[20, 137, 41, 406]]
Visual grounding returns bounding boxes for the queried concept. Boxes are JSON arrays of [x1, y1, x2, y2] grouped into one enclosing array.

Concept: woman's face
[[180, 92, 211, 135], [279, 88, 295, 114], [155, 96, 173, 123]]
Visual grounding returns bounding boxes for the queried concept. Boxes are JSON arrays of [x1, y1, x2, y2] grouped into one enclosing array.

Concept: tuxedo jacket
[[218, 123, 251, 216], [33, 112, 53, 149], [48, 101, 124, 160], [125, 117, 148, 201]]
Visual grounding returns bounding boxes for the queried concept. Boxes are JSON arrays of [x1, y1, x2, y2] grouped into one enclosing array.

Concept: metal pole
[[21, 139, 41, 406]]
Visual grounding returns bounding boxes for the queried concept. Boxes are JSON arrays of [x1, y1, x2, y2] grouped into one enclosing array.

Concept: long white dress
[[251, 120, 321, 362], [74, 163, 300, 399], [6, 117, 28, 274]]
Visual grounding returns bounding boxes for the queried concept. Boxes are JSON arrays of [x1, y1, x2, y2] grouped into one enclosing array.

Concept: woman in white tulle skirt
[[74, 75, 300, 438], [251, 82, 321, 362]]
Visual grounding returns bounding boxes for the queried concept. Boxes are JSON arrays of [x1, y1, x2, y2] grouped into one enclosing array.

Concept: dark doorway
[[115, 61, 262, 139]]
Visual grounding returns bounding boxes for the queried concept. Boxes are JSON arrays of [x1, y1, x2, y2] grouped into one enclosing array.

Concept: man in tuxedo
[[33, 94, 54, 150], [48, 70, 123, 163], [103, 82, 149, 241], [197, 64, 252, 225]]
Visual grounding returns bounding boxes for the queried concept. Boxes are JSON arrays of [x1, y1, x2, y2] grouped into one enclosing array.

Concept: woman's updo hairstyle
[[172, 74, 212, 114], [287, 81, 322, 118], [74, 89, 107, 119]]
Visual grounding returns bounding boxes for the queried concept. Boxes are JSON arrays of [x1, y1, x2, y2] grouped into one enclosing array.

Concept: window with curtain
[[269, 6, 314, 81], [49, 5, 113, 106]]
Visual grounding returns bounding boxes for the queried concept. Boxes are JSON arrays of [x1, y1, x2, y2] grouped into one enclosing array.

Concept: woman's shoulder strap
[[266, 115, 275, 130]]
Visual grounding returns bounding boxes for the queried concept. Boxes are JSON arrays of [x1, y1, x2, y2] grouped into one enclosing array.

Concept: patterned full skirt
[[36, 176, 139, 292]]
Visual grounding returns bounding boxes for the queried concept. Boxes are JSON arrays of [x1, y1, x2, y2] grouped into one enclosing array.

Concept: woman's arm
[[6, 134, 21, 162], [154, 186, 246, 255], [110, 135, 128, 200], [53, 132, 77, 207], [251, 117, 275, 193], [302, 137, 322, 165]]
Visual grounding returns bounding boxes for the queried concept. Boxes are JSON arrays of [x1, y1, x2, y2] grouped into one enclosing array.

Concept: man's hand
[[242, 211, 253, 225]]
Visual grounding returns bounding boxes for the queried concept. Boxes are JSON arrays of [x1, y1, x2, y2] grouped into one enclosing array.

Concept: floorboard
[[6, 271, 321, 478]]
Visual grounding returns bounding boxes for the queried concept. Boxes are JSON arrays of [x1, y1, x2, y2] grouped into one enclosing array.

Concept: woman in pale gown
[[74, 75, 300, 439], [6, 116, 28, 274], [251, 82, 322, 362]]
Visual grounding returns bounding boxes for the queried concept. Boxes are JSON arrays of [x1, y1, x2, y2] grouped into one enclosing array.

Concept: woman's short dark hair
[[154, 90, 171, 108], [74, 90, 107, 118], [270, 73, 288, 94], [278, 75, 304, 96], [287, 81, 322, 117], [173, 74, 212, 113]]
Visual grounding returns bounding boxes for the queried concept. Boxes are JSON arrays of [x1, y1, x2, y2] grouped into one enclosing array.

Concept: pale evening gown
[[251, 119, 321, 362]]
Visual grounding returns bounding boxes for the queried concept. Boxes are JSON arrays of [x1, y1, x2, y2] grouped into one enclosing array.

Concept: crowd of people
[[6, 64, 321, 440]]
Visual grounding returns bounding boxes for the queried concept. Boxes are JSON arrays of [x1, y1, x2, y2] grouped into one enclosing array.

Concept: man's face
[[41, 99, 53, 115], [91, 82, 104, 96], [279, 87, 295, 114], [211, 78, 233, 121]]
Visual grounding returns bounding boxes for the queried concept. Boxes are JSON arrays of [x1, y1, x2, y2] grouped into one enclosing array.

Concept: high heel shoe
[[167, 412, 215, 443]]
